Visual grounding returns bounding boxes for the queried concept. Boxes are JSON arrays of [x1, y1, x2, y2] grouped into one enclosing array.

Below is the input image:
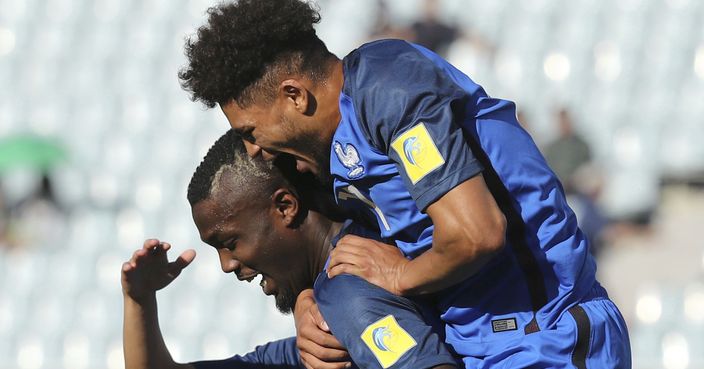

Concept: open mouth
[[238, 272, 275, 296], [238, 272, 259, 283], [260, 275, 277, 296]]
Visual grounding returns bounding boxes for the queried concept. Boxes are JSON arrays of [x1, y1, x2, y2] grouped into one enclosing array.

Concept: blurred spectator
[[567, 164, 610, 256], [6, 172, 67, 249], [367, 0, 495, 75], [544, 108, 592, 194], [367, 0, 412, 41], [0, 184, 8, 248], [542, 108, 612, 256], [408, 0, 459, 56]]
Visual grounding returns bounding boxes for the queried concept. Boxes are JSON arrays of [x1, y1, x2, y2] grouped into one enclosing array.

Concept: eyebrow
[[201, 230, 220, 247]]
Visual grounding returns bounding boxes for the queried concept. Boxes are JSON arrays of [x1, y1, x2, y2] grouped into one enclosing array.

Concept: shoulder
[[341, 40, 464, 150], [314, 272, 415, 317], [342, 39, 437, 96]]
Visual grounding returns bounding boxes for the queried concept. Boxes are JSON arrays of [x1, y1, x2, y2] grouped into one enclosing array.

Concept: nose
[[218, 249, 241, 273], [243, 141, 278, 161], [243, 141, 262, 158]]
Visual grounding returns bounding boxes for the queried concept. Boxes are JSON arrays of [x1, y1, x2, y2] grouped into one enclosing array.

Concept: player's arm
[[328, 177, 505, 295], [399, 174, 505, 294], [122, 239, 196, 369]]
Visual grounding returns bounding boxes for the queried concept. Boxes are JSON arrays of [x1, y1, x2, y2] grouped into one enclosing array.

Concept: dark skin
[[222, 59, 506, 368], [192, 190, 329, 313]]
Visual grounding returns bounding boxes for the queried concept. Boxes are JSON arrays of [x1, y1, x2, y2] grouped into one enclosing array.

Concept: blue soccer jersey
[[192, 337, 302, 369], [329, 39, 630, 367], [315, 220, 459, 369]]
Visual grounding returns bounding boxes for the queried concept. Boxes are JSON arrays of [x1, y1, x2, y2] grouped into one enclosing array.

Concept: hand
[[121, 239, 196, 302], [294, 289, 351, 369], [327, 235, 409, 295]]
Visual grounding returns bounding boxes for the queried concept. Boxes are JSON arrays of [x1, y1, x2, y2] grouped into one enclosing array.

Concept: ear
[[279, 79, 309, 115], [271, 188, 299, 227]]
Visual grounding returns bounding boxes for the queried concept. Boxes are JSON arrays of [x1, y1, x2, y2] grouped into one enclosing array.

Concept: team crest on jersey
[[390, 123, 445, 184], [334, 141, 365, 179], [361, 315, 417, 368]]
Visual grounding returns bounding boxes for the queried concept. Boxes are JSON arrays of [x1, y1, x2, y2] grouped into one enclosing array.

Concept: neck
[[303, 210, 342, 277], [316, 60, 345, 140]]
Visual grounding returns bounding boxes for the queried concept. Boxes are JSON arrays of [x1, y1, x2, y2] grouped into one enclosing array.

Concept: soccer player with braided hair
[[180, 1, 631, 368]]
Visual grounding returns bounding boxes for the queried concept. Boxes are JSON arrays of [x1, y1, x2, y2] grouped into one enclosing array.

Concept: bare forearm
[[396, 175, 506, 295], [398, 237, 499, 295], [123, 293, 191, 369]]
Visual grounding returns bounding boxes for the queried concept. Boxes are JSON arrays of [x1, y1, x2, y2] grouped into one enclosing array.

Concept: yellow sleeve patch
[[360, 315, 417, 369], [390, 123, 445, 184]]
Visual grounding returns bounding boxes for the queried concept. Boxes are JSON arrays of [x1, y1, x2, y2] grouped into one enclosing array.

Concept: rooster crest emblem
[[334, 141, 365, 179]]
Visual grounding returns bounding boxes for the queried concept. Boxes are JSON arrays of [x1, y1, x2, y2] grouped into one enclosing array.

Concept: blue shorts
[[448, 289, 632, 369]]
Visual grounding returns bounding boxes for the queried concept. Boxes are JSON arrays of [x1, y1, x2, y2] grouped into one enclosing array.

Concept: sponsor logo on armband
[[390, 123, 444, 184], [361, 315, 417, 368]]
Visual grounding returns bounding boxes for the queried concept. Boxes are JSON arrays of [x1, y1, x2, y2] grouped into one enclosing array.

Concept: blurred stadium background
[[0, 0, 703, 368]]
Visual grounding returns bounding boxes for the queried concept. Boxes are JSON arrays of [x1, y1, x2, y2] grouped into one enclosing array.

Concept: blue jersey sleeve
[[343, 39, 483, 211], [314, 272, 458, 369], [191, 337, 302, 369]]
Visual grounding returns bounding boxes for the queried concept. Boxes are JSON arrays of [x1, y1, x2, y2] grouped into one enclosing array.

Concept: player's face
[[221, 101, 332, 184], [192, 196, 313, 314]]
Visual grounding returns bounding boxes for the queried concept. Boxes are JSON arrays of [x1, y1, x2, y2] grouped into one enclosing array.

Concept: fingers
[[328, 248, 365, 267], [126, 239, 190, 269], [300, 351, 351, 369], [327, 248, 365, 278], [177, 249, 196, 266], [309, 303, 330, 332], [296, 302, 346, 350], [129, 248, 148, 268], [332, 238, 369, 256], [294, 295, 351, 369], [297, 336, 350, 361], [139, 239, 171, 256], [142, 238, 160, 249], [326, 263, 362, 279], [299, 322, 346, 350], [336, 234, 380, 249], [168, 249, 196, 276]]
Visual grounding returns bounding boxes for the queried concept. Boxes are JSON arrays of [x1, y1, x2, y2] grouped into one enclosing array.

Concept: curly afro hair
[[179, 0, 336, 108]]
